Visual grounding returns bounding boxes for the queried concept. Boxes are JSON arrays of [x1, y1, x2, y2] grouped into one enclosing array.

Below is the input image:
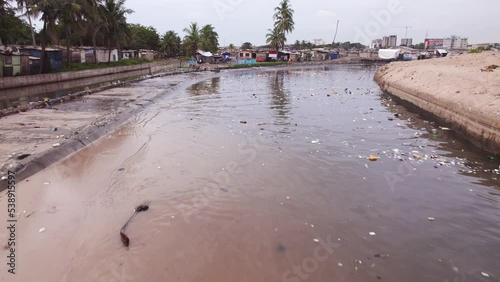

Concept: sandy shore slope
[[375, 51, 500, 154]]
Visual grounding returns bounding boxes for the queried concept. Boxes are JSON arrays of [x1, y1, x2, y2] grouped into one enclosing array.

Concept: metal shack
[[0, 52, 30, 77]]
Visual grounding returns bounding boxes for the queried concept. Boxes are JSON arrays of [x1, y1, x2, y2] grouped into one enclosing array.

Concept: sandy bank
[[0, 72, 208, 187], [375, 51, 500, 155]]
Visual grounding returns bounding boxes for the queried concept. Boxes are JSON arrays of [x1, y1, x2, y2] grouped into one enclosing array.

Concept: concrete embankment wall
[[0, 60, 179, 101], [374, 64, 500, 155]]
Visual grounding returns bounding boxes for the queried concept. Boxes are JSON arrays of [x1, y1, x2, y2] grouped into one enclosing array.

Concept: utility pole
[[403, 26, 412, 39], [332, 20, 339, 49]]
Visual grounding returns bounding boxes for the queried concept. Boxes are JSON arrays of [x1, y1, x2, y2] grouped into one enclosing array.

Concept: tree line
[[0, 0, 219, 72]]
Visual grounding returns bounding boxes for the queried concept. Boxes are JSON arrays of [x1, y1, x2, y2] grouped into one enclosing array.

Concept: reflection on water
[[186, 77, 221, 96], [6, 65, 500, 282], [269, 70, 291, 125]]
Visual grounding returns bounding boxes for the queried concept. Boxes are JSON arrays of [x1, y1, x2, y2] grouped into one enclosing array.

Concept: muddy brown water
[[1, 65, 499, 282]]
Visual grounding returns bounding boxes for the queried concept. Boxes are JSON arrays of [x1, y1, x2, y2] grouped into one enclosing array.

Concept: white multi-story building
[[401, 38, 413, 46], [443, 36, 468, 49], [371, 39, 382, 49], [311, 39, 326, 46], [382, 35, 397, 48]]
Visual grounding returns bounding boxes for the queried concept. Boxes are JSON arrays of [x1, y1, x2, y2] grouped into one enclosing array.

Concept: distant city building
[[311, 39, 325, 46], [371, 39, 382, 49], [382, 35, 397, 48], [443, 36, 468, 49], [401, 38, 413, 46], [425, 38, 444, 49]]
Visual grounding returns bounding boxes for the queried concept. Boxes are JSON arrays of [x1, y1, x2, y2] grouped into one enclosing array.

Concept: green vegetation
[[160, 30, 182, 58], [2, 0, 221, 73], [53, 57, 153, 72], [241, 42, 252, 50], [126, 24, 160, 50], [225, 62, 286, 69], [469, 46, 492, 54], [413, 42, 425, 50], [0, 3, 33, 45], [182, 22, 219, 56]]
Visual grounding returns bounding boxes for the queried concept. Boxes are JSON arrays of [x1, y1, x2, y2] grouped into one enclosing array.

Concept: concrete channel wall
[[0, 60, 178, 101], [374, 70, 500, 155]]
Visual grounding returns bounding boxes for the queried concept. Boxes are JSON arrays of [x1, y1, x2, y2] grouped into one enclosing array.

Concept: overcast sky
[[121, 0, 498, 46]]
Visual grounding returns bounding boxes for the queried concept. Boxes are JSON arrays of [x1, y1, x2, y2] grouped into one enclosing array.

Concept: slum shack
[[0, 51, 30, 77]]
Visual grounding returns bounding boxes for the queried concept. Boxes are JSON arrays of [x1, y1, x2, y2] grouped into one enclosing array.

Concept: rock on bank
[[375, 51, 500, 155]]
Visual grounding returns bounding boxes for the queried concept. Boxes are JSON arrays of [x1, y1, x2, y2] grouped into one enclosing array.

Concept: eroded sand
[[377, 51, 500, 120], [375, 51, 500, 153]]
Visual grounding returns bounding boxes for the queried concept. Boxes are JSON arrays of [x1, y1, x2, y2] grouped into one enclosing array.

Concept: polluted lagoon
[[2, 65, 499, 282]]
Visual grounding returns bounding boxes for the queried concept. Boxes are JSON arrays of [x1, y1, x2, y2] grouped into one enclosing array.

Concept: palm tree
[[160, 30, 181, 58], [228, 43, 235, 52], [183, 22, 200, 57], [99, 0, 133, 63], [266, 26, 285, 51], [273, 0, 294, 46], [89, 1, 107, 63], [200, 24, 219, 53], [33, 0, 61, 73], [59, 0, 82, 68], [200, 24, 218, 52], [16, 0, 39, 46], [0, 0, 10, 45]]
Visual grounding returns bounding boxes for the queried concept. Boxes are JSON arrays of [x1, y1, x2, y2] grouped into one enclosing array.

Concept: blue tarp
[[236, 59, 256, 65]]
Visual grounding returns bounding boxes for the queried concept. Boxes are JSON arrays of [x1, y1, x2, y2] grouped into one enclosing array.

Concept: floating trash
[[39, 228, 46, 233], [368, 156, 379, 161], [481, 272, 490, 278], [313, 239, 320, 243], [369, 232, 376, 236], [428, 217, 436, 221]]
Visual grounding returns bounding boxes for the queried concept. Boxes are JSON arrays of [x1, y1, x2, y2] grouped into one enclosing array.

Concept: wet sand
[[0, 74, 193, 182], [0, 65, 499, 282]]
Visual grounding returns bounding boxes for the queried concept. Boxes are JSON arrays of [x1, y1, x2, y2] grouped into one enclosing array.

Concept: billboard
[[425, 39, 444, 49]]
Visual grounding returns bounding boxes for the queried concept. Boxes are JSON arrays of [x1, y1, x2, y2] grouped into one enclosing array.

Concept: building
[[311, 48, 330, 60], [311, 39, 325, 46], [119, 50, 139, 60], [401, 38, 413, 46], [382, 35, 397, 48], [389, 35, 398, 47], [139, 49, 156, 60], [424, 38, 444, 50], [19, 47, 63, 72], [0, 52, 30, 77], [236, 49, 256, 64], [443, 36, 468, 50], [371, 39, 382, 49]]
